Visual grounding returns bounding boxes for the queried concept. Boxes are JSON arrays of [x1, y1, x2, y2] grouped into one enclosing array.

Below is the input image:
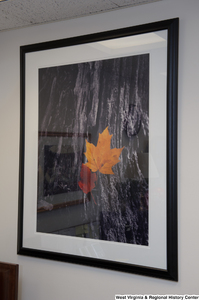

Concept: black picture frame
[[18, 18, 178, 281]]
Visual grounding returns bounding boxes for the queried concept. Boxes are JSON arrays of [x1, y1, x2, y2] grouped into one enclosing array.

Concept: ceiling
[[0, 0, 162, 32]]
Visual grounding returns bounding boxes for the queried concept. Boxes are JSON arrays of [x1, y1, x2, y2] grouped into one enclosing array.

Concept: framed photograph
[[18, 18, 178, 281]]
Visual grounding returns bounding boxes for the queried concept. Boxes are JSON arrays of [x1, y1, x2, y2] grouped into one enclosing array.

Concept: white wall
[[0, 0, 199, 299]]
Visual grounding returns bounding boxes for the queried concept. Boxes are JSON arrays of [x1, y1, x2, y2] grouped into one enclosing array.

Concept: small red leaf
[[78, 164, 97, 194]]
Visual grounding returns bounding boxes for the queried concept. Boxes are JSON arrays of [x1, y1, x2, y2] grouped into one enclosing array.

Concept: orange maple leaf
[[84, 127, 124, 175]]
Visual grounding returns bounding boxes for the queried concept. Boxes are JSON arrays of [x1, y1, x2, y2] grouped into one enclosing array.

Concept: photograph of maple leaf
[[78, 127, 125, 204], [37, 53, 149, 246]]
